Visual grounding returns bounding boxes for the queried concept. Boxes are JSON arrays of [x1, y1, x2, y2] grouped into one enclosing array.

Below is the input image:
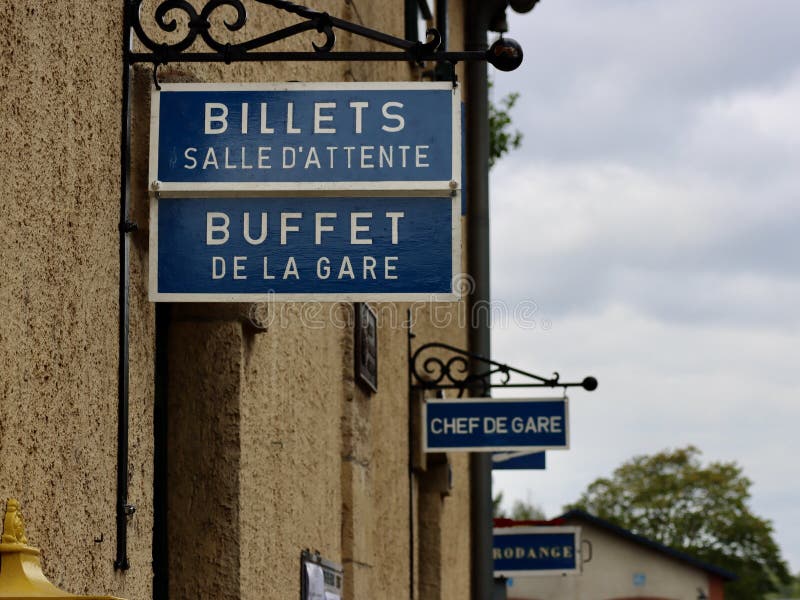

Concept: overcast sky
[[489, 0, 800, 573]]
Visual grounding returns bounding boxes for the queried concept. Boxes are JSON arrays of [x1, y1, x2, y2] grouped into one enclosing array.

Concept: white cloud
[[489, 0, 800, 572], [491, 305, 800, 568]]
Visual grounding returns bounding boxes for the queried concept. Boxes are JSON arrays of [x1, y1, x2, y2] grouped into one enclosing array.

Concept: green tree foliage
[[768, 571, 800, 598], [566, 446, 791, 600], [493, 490, 505, 518], [493, 491, 546, 521], [488, 81, 523, 169]]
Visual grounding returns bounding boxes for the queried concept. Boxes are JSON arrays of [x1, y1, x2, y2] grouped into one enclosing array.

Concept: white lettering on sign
[[349, 101, 368, 133], [243, 212, 268, 245], [204, 103, 228, 134], [262, 257, 276, 280], [185, 143, 432, 172], [280, 213, 302, 245], [381, 102, 405, 132], [206, 213, 230, 245], [233, 256, 247, 280], [212, 256, 225, 279], [492, 545, 574, 560], [219, 255, 400, 283], [183, 100, 429, 174], [260, 103, 275, 134], [205, 211, 405, 248], [203, 100, 407, 136], [338, 256, 354, 279], [314, 102, 336, 134], [385, 256, 398, 280], [510, 416, 563, 434], [284, 257, 299, 279], [350, 213, 372, 245], [483, 416, 508, 434], [286, 102, 301, 134], [429, 417, 482, 435], [184, 148, 198, 169], [315, 213, 336, 245], [317, 257, 331, 279], [240, 103, 248, 134], [258, 146, 272, 168], [202, 210, 409, 284]]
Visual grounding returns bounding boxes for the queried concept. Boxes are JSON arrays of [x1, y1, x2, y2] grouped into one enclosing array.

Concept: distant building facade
[[505, 510, 736, 600]]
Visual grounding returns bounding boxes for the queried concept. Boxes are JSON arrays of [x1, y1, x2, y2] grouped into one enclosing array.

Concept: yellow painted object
[[0, 499, 125, 600]]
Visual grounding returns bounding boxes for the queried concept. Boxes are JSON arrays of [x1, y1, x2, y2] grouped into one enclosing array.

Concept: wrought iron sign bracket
[[125, 0, 525, 79], [114, 0, 524, 573], [409, 340, 598, 398]]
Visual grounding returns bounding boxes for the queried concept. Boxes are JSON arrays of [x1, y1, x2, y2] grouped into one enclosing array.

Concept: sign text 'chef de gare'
[[148, 82, 461, 301], [423, 398, 569, 453]]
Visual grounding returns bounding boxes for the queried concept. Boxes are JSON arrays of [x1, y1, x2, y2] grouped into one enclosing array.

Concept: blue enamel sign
[[492, 451, 546, 470], [423, 398, 568, 453], [494, 527, 581, 577], [150, 82, 460, 194], [149, 195, 460, 301]]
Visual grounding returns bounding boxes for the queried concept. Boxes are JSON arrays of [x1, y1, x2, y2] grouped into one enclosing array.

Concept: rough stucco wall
[[0, 2, 473, 600], [0, 2, 154, 600], [167, 319, 243, 600], [238, 305, 347, 600]]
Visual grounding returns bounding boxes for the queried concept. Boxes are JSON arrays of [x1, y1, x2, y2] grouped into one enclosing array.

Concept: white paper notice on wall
[[325, 593, 341, 600], [305, 562, 325, 600]]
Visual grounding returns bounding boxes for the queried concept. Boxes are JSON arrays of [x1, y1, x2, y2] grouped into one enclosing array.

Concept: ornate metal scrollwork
[[130, 0, 338, 63], [410, 341, 597, 397], [126, 0, 521, 71]]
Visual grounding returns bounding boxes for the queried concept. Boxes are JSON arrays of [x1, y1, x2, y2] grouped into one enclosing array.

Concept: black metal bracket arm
[[410, 341, 598, 398], [126, 0, 524, 72]]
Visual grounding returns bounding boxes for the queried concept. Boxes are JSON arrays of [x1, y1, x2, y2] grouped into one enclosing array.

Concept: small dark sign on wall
[[354, 303, 378, 393]]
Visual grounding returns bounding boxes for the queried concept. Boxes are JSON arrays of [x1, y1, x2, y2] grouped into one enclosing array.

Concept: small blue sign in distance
[[494, 527, 581, 576], [424, 398, 568, 452], [149, 195, 459, 302], [150, 82, 459, 194], [492, 451, 546, 470]]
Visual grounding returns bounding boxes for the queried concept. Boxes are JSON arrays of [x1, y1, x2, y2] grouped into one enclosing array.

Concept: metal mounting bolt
[[123, 504, 136, 516], [150, 180, 161, 192]]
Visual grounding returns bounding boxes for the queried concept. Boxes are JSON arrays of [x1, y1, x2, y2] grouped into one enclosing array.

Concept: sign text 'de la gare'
[[149, 196, 460, 301], [150, 82, 460, 193], [494, 527, 581, 577], [423, 398, 569, 453]]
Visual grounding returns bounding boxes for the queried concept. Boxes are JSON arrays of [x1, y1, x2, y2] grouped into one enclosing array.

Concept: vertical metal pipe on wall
[[465, 1, 494, 597], [153, 304, 170, 598], [114, 0, 133, 571]]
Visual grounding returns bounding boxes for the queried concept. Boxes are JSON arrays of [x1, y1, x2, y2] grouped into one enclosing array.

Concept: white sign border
[[422, 397, 570, 453], [493, 526, 582, 577], [492, 450, 545, 464], [148, 193, 462, 302], [149, 81, 461, 196]]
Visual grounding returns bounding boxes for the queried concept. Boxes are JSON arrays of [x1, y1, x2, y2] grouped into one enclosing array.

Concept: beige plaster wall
[[0, 2, 154, 599], [1, 1, 473, 600], [507, 523, 711, 600]]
